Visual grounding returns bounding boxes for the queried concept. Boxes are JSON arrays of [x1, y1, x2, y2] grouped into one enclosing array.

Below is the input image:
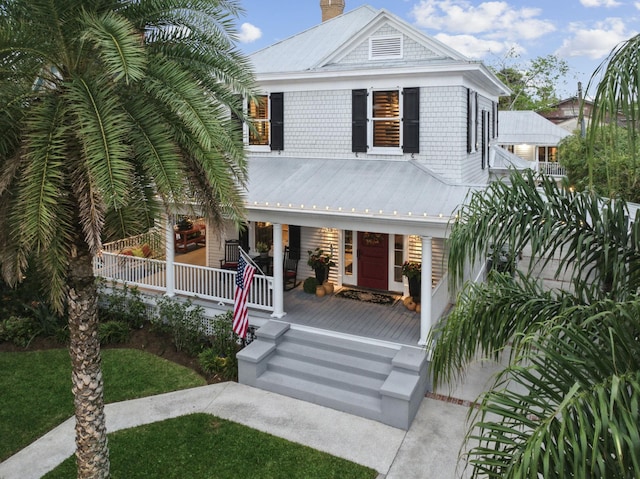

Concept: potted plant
[[256, 242, 270, 258], [401, 261, 421, 300], [307, 247, 335, 284]]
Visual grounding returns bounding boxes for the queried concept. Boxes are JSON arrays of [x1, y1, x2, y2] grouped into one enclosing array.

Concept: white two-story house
[[210, 4, 508, 341]]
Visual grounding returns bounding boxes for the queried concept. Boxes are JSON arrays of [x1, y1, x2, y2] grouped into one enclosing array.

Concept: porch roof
[[245, 156, 480, 236]]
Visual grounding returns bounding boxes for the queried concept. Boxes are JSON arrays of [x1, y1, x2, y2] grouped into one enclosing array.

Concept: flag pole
[[239, 246, 265, 276]]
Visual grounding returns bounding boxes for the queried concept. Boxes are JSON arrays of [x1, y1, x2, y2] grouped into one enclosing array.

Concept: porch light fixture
[[439, 213, 443, 218], [288, 203, 292, 207], [300, 204, 304, 208], [338, 207, 342, 211], [351, 208, 356, 212], [365, 208, 369, 213]]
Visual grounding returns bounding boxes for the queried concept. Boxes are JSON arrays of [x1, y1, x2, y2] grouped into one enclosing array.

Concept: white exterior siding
[[285, 90, 351, 158], [421, 86, 467, 182]]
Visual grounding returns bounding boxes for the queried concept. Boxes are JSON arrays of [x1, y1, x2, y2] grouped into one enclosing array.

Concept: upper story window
[[248, 95, 269, 146], [352, 88, 419, 155], [372, 90, 400, 148], [246, 93, 284, 151]]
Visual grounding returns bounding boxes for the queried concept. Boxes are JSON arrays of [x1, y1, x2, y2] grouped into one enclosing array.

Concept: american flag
[[232, 255, 256, 338]]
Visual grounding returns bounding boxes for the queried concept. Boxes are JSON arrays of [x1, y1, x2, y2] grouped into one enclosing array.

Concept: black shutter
[[481, 110, 488, 170], [467, 88, 472, 153], [239, 225, 250, 252], [402, 87, 420, 153], [288, 225, 301, 260], [352, 89, 368, 153], [270, 92, 284, 151]]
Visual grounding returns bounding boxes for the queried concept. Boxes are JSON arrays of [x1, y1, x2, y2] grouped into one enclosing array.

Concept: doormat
[[335, 288, 398, 306]]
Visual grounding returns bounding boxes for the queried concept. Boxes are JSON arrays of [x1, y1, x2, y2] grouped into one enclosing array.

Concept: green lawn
[[44, 414, 377, 479], [2, 349, 377, 479], [0, 348, 206, 460]]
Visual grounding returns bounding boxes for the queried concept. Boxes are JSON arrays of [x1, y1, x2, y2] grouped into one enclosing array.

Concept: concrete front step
[[275, 340, 392, 380], [266, 354, 386, 397], [237, 320, 430, 430], [256, 370, 383, 422]]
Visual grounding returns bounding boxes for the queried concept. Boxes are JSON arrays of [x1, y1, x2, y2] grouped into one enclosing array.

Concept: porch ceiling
[[245, 156, 480, 236]]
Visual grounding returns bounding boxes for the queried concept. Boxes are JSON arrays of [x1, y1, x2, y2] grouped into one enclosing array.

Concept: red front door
[[357, 232, 388, 290]]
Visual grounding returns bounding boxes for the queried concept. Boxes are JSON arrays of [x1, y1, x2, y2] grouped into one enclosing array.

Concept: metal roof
[[498, 111, 572, 146], [245, 156, 478, 224], [489, 145, 534, 171], [249, 6, 380, 74]]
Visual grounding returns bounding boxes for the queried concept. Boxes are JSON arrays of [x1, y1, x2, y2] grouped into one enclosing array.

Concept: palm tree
[[429, 33, 640, 478], [0, 1, 255, 477]]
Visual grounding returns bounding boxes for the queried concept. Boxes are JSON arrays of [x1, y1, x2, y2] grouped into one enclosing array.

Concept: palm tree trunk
[[67, 241, 110, 479]]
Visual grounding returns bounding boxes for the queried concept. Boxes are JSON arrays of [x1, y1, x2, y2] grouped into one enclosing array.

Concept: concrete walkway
[[0, 359, 502, 479]]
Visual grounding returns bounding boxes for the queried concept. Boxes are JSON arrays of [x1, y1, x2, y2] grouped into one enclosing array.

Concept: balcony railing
[[539, 162, 566, 177], [94, 252, 274, 312]]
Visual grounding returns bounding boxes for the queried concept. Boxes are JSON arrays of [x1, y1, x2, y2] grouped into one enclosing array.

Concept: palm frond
[[80, 9, 147, 84], [463, 303, 640, 478], [429, 271, 574, 388]]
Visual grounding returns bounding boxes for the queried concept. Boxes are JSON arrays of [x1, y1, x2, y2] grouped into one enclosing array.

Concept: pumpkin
[[415, 304, 421, 313], [403, 296, 414, 307], [323, 281, 334, 294], [316, 285, 326, 297], [405, 299, 416, 311]]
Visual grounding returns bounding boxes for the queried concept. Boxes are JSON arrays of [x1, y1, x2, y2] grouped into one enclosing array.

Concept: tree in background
[[0, 0, 255, 477], [490, 48, 569, 111], [559, 127, 640, 203]]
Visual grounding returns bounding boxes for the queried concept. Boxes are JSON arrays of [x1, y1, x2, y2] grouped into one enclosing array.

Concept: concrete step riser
[[255, 373, 383, 422], [283, 330, 398, 361], [267, 355, 384, 397], [276, 343, 391, 380]]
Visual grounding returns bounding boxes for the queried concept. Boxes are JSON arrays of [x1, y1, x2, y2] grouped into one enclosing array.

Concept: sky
[[232, 0, 640, 99]]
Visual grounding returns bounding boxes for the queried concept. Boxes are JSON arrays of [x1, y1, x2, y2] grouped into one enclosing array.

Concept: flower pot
[[314, 266, 327, 284], [408, 276, 421, 301]]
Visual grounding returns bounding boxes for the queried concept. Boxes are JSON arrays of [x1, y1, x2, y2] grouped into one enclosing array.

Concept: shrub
[[0, 316, 37, 348], [154, 296, 207, 356], [98, 281, 147, 329], [303, 277, 318, 294], [99, 320, 131, 345], [198, 311, 241, 380]]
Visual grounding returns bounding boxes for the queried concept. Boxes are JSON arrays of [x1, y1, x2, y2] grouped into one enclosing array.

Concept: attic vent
[[369, 35, 403, 60]]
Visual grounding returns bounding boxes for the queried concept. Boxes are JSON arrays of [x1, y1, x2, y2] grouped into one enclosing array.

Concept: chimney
[[320, 0, 345, 22]]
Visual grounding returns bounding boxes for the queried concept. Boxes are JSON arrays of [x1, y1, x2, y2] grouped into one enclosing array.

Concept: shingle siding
[[250, 85, 488, 184]]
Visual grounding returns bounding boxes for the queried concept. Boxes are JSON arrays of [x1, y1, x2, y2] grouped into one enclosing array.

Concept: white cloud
[[580, 0, 622, 7], [434, 33, 518, 59], [237, 23, 262, 43], [635, 1, 640, 9], [410, 0, 555, 41], [555, 18, 632, 60]]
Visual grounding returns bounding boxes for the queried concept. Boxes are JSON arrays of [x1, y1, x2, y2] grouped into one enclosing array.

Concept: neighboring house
[[496, 110, 571, 177], [540, 96, 593, 133]]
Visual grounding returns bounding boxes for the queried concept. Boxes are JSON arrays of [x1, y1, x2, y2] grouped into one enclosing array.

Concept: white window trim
[[246, 93, 271, 152], [368, 87, 403, 155]]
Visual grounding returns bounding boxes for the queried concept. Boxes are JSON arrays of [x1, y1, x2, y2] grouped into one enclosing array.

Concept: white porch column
[[271, 223, 286, 318], [419, 236, 432, 346], [336, 229, 344, 288], [165, 215, 176, 297]]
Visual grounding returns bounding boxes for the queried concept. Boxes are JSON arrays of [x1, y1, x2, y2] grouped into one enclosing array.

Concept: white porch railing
[[539, 162, 566, 177], [94, 252, 274, 312]]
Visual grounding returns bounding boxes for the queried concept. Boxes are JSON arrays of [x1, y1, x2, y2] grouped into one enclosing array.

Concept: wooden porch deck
[[257, 286, 423, 347]]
